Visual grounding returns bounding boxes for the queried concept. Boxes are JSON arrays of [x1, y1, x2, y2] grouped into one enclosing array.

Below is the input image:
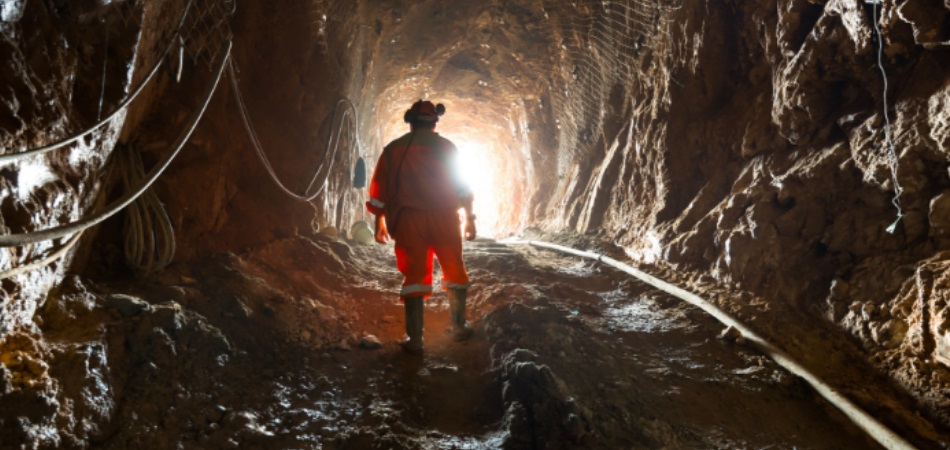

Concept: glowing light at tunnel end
[[376, 99, 507, 237], [456, 140, 498, 237]]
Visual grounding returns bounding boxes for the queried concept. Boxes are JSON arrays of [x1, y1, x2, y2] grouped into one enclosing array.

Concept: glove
[[464, 217, 477, 241], [374, 214, 390, 244]]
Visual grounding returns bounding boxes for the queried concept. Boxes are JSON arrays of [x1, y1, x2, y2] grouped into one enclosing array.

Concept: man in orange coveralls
[[366, 100, 477, 354]]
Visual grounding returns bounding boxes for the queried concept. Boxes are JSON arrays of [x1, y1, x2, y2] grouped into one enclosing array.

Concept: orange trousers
[[392, 209, 470, 299]]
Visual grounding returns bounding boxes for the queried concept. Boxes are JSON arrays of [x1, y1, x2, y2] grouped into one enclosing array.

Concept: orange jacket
[[366, 130, 473, 229]]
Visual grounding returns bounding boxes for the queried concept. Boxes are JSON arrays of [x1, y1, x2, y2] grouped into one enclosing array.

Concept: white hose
[[521, 240, 918, 450]]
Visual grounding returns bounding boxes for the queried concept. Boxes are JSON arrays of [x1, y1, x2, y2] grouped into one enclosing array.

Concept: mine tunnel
[[2, 0, 950, 448]]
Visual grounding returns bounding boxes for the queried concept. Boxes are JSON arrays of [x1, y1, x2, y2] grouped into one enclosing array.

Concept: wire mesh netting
[[180, 0, 236, 69], [113, 0, 143, 28], [543, 0, 675, 159], [104, 0, 235, 71]]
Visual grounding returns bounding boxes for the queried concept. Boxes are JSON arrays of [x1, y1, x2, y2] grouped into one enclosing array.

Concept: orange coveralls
[[366, 129, 474, 299]]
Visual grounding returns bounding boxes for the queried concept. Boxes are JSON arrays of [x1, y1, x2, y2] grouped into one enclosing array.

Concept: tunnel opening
[[1, 0, 950, 448]]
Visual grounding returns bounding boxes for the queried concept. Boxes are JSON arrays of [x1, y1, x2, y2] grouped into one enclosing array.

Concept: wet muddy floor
[[12, 234, 936, 448]]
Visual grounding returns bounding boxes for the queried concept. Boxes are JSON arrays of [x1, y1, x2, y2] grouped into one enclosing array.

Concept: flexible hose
[[0, 1, 195, 165], [0, 232, 83, 281], [520, 240, 918, 450], [0, 42, 232, 247], [116, 144, 176, 277], [228, 59, 360, 201]]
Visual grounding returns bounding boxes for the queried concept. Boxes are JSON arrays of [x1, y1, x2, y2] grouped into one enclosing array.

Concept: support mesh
[[543, 0, 674, 160]]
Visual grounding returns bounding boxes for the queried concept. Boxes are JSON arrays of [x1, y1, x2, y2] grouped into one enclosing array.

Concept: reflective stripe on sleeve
[[370, 198, 386, 209]]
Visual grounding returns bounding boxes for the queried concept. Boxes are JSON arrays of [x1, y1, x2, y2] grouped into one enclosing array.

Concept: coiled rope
[[0, 41, 232, 248], [0, 1, 195, 165], [116, 143, 176, 277], [228, 59, 360, 201]]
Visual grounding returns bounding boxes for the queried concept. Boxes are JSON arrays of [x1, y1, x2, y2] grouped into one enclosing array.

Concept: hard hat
[[350, 220, 374, 244], [404, 100, 446, 124]]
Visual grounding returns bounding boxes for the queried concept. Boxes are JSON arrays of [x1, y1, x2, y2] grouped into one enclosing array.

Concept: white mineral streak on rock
[[15, 160, 55, 202], [0, 0, 25, 24]]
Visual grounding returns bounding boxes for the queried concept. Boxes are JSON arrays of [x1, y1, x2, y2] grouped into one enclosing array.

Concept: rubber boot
[[401, 296, 424, 355], [448, 288, 474, 342]]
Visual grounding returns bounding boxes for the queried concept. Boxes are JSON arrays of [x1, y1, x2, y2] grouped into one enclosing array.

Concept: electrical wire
[[228, 59, 360, 201], [0, 0, 195, 165], [0, 41, 232, 247], [97, 22, 111, 121], [870, 1, 905, 232], [304, 98, 359, 196]]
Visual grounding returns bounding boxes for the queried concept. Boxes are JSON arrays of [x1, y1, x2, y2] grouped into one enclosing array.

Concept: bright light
[[456, 141, 497, 236]]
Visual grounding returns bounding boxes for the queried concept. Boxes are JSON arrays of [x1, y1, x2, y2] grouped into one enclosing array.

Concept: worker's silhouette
[[366, 100, 477, 354]]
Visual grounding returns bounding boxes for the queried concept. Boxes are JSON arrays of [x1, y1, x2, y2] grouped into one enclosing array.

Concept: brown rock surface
[[2, 0, 950, 447]]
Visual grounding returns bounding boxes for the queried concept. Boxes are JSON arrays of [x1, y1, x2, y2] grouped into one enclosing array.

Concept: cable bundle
[[114, 143, 176, 277]]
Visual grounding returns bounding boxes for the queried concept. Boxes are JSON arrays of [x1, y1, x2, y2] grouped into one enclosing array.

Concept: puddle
[[603, 295, 681, 333]]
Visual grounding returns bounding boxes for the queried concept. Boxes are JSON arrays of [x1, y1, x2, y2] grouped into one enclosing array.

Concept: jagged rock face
[[2, 0, 950, 433], [0, 0, 142, 336], [596, 0, 950, 418], [146, 1, 362, 261]]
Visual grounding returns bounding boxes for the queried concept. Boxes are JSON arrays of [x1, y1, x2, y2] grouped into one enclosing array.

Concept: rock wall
[[97, 0, 366, 265], [536, 0, 950, 422], [0, 0, 375, 335], [0, 0, 157, 336], [191, 1, 368, 255], [340, 0, 950, 418]]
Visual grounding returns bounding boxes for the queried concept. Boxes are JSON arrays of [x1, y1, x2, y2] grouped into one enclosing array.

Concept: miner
[[365, 100, 477, 354]]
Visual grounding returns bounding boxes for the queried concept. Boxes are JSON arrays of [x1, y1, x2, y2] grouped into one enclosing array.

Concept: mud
[[5, 233, 944, 449]]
